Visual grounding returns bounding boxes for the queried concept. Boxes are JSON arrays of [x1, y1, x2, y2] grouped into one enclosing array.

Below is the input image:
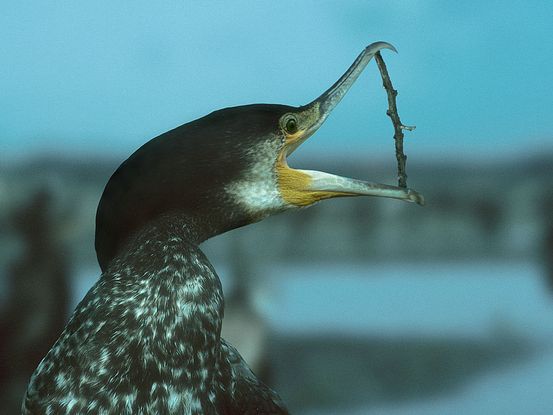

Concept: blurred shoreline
[[1, 152, 552, 268]]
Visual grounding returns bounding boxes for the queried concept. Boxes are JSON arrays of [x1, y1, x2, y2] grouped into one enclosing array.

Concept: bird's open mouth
[[276, 42, 424, 207]]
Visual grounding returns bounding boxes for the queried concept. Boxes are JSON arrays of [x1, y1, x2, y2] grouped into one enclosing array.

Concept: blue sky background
[[1, 1, 552, 162]]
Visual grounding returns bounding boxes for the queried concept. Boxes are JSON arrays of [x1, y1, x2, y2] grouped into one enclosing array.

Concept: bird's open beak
[[277, 41, 424, 207]]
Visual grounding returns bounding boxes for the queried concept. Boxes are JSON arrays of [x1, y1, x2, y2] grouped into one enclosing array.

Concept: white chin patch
[[225, 140, 288, 218]]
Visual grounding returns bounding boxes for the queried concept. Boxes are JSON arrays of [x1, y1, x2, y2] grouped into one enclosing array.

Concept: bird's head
[[96, 41, 423, 271]]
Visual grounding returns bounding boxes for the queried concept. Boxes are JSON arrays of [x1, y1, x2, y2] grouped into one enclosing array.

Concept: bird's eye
[[284, 117, 298, 134]]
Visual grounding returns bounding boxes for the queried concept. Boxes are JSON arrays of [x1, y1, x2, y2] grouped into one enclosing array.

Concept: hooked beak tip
[[368, 41, 398, 55], [406, 189, 425, 206]]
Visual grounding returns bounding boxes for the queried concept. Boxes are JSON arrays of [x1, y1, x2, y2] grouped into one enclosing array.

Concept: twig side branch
[[374, 52, 415, 189]]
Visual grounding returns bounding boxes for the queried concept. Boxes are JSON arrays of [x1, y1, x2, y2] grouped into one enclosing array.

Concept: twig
[[374, 51, 415, 189]]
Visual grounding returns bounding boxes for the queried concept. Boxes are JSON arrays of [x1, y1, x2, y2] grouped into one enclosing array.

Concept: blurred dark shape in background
[[544, 223, 553, 294], [0, 154, 552, 414], [270, 334, 528, 413], [0, 189, 70, 415], [221, 234, 273, 383]]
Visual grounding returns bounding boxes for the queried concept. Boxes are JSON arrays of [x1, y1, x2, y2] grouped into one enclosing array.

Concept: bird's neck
[[103, 214, 225, 388]]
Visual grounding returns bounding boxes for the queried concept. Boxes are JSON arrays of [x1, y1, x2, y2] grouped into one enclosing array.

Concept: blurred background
[[1, 1, 552, 414]]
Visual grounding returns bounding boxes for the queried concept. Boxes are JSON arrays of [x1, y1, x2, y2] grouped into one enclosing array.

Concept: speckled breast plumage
[[23, 218, 288, 414]]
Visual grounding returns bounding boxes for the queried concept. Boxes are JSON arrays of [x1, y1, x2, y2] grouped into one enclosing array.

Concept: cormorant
[[23, 42, 422, 414]]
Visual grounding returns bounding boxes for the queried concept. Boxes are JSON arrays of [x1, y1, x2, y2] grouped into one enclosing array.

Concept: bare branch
[[374, 51, 414, 189]]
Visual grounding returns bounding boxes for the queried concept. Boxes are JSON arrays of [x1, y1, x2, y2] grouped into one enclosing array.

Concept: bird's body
[[23, 42, 422, 414], [23, 214, 287, 414]]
